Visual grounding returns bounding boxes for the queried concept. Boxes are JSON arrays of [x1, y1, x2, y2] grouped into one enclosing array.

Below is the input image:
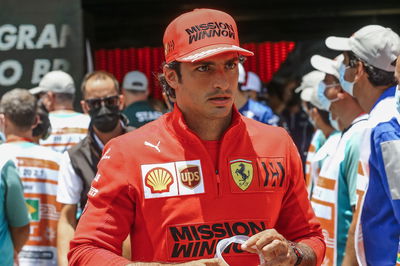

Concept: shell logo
[[145, 167, 174, 193]]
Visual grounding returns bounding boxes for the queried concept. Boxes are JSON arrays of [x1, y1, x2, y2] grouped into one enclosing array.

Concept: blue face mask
[[329, 113, 340, 131], [339, 63, 355, 96], [395, 85, 400, 114], [317, 81, 331, 111]]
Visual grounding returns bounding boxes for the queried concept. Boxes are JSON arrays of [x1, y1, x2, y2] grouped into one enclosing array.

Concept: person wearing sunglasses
[[56, 71, 133, 266], [326, 25, 400, 265]]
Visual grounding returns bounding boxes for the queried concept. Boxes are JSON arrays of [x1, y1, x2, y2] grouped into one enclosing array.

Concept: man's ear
[[354, 61, 365, 83], [118, 94, 125, 111], [31, 114, 40, 130], [163, 65, 179, 90], [81, 100, 89, 114]]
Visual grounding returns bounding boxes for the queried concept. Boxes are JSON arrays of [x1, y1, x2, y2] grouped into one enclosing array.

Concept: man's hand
[[241, 229, 297, 266]]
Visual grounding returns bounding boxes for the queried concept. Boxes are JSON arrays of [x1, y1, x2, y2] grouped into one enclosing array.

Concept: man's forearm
[[10, 224, 30, 252], [58, 204, 78, 266], [296, 242, 317, 266], [342, 217, 358, 266]]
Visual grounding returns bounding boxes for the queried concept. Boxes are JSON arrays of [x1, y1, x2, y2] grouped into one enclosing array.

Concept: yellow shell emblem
[[145, 167, 174, 193], [230, 159, 253, 191]]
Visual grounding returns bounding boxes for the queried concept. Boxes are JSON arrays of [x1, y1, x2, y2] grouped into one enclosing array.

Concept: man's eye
[[196, 65, 210, 72], [226, 62, 237, 70]]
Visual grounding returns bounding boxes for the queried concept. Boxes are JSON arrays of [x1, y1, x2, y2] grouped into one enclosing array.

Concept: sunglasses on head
[[85, 95, 119, 110]]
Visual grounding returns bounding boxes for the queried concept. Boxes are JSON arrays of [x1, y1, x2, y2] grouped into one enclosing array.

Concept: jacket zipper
[[215, 169, 221, 197]]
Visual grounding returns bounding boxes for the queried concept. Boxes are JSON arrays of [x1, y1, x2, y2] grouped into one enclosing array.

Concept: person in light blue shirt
[[235, 63, 279, 126]]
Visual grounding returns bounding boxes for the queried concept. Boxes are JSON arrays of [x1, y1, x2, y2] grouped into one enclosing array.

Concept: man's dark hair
[[81, 71, 120, 97], [0, 88, 37, 130], [54, 93, 75, 103], [158, 61, 181, 99], [348, 51, 397, 87]]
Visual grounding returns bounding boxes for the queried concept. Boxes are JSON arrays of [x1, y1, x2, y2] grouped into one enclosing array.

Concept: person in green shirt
[[0, 157, 30, 266], [122, 71, 163, 128]]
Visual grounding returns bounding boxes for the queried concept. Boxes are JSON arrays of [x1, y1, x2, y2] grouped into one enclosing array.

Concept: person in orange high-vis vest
[[0, 89, 62, 266]]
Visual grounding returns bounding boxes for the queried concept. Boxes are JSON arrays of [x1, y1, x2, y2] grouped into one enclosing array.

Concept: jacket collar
[[165, 105, 244, 144]]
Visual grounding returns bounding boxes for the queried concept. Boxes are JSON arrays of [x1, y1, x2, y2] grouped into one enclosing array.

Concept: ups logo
[[260, 158, 285, 188], [180, 165, 201, 189]]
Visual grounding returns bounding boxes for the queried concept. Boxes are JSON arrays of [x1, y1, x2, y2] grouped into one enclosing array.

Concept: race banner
[[0, 0, 84, 96]]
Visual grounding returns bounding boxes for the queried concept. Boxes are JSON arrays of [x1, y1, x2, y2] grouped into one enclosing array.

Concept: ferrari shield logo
[[230, 159, 253, 191]]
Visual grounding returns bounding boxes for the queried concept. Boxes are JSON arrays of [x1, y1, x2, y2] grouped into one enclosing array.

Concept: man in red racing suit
[[68, 8, 324, 266]]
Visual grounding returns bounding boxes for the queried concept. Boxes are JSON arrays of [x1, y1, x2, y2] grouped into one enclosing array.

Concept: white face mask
[[317, 81, 340, 111], [339, 63, 355, 96], [329, 113, 340, 131], [395, 85, 400, 114]]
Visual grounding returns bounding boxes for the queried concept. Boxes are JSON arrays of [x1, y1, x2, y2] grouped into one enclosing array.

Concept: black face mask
[[32, 102, 51, 140], [89, 105, 120, 133]]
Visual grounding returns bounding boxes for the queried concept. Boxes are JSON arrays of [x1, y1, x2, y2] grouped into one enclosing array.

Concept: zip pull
[[216, 169, 221, 197]]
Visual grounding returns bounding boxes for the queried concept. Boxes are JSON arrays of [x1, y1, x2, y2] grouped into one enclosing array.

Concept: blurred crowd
[[0, 22, 399, 266]]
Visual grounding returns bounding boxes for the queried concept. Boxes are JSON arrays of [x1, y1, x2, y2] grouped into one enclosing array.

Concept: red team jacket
[[68, 107, 325, 266]]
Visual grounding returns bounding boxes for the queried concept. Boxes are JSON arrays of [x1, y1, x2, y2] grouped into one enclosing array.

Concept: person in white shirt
[[38, 71, 90, 153]]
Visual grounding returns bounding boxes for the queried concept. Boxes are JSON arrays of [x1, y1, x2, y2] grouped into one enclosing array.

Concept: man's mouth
[[207, 96, 232, 107]]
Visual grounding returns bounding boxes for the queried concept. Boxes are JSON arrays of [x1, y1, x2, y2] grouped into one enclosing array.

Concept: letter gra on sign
[[0, 24, 71, 51]]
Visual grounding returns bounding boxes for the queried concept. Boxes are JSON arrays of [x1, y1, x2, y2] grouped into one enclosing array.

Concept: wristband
[[290, 242, 303, 266]]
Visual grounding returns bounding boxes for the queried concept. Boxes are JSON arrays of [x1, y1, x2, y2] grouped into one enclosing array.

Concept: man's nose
[[213, 68, 230, 90]]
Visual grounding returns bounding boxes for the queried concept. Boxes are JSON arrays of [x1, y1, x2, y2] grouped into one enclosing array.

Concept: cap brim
[[176, 44, 254, 62], [325, 36, 351, 51], [295, 84, 307, 93], [311, 55, 336, 76], [300, 88, 313, 102], [29, 86, 47, 95]]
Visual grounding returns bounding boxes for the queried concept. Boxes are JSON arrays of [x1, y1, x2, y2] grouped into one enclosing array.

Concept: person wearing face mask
[[358, 56, 400, 266], [56, 71, 134, 266], [296, 70, 337, 197], [326, 25, 400, 265], [311, 54, 369, 266]]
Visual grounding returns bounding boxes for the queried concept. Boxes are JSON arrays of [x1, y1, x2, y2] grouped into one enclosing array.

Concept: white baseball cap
[[300, 87, 324, 110], [325, 25, 400, 72], [310, 54, 344, 79], [295, 70, 325, 93], [38, 71, 75, 94], [29, 86, 47, 95], [122, 71, 148, 91], [241, 72, 262, 92], [238, 63, 246, 84]]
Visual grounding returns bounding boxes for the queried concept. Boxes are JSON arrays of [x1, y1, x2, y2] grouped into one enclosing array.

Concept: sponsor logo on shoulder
[[101, 148, 111, 160], [144, 140, 161, 152]]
